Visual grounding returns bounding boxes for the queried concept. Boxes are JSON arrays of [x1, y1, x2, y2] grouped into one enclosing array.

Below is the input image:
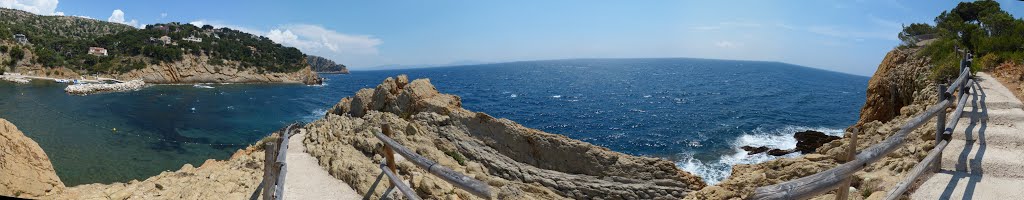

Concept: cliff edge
[[0, 118, 65, 198]]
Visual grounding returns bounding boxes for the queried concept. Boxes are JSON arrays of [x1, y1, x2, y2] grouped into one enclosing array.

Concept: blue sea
[[0, 58, 867, 186]]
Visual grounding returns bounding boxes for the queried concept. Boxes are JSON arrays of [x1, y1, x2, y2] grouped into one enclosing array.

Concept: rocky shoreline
[[64, 80, 146, 95], [306, 75, 706, 199], [0, 47, 949, 200], [685, 46, 941, 199]]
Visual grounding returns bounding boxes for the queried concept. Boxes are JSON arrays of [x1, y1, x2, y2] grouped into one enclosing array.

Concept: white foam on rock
[[676, 125, 844, 185]]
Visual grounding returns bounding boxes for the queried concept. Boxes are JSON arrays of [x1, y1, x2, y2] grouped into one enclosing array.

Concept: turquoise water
[[0, 58, 868, 185]]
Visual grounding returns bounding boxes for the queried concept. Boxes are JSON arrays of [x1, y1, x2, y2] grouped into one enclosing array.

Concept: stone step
[[948, 124, 1024, 148], [939, 139, 1024, 179], [910, 170, 1024, 199], [946, 115, 1024, 148], [956, 108, 1024, 126]]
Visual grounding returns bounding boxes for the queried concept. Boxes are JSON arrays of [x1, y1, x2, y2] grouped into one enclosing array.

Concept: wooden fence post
[[263, 141, 278, 200], [935, 84, 947, 172], [835, 128, 858, 200], [382, 124, 397, 173]]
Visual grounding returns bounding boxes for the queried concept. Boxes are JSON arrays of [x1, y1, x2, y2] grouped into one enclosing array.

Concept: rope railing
[[750, 54, 975, 200], [363, 124, 492, 200]]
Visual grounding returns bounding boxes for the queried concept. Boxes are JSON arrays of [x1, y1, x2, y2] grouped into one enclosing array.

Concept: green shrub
[[444, 150, 467, 166]]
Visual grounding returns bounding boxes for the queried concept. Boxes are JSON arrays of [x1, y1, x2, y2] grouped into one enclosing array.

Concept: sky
[[2, 0, 1023, 75]]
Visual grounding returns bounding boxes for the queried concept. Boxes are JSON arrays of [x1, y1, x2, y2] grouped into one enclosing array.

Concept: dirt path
[[910, 72, 1024, 199], [283, 129, 361, 199]]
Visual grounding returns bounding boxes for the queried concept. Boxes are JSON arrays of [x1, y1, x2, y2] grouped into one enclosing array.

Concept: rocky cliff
[[306, 55, 350, 74], [0, 118, 65, 198], [685, 46, 942, 199], [111, 54, 322, 85], [307, 75, 705, 199]]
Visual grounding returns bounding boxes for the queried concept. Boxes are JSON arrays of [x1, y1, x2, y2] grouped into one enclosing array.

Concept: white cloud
[[268, 24, 381, 56], [692, 22, 762, 31], [189, 20, 382, 66], [715, 41, 741, 48], [160, 12, 167, 18], [0, 0, 62, 15], [107, 9, 138, 27]]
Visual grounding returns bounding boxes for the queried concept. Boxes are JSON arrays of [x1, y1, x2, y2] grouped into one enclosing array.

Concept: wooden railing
[[259, 123, 297, 200], [364, 124, 492, 200], [750, 53, 975, 200]]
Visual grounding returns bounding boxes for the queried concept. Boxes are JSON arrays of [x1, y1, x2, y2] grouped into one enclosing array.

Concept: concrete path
[[284, 129, 361, 200], [911, 72, 1024, 199]]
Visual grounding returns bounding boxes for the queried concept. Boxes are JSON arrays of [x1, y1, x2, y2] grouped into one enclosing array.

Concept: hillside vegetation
[[306, 55, 349, 73], [0, 8, 306, 75], [897, 1, 1024, 80]]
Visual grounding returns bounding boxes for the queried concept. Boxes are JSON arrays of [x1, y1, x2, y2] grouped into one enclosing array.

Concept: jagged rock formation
[[306, 75, 706, 199], [856, 47, 932, 126], [112, 54, 322, 85], [306, 55, 350, 74], [686, 46, 941, 199], [0, 118, 65, 198], [741, 130, 842, 156], [51, 143, 268, 199]]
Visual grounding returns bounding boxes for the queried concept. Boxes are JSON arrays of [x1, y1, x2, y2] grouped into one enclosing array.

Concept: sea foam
[[677, 125, 844, 185]]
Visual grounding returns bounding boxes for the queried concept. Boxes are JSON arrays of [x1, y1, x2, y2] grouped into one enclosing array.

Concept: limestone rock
[[857, 47, 931, 125], [0, 118, 65, 198], [112, 54, 321, 85]]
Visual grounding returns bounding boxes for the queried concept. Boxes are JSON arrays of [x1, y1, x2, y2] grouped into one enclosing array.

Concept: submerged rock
[[309, 75, 706, 199], [0, 118, 65, 198]]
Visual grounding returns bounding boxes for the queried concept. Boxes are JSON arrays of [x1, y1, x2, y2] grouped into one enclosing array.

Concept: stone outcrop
[[686, 46, 941, 199], [306, 55, 350, 74], [793, 130, 841, 154], [64, 80, 146, 95], [308, 75, 705, 199], [740, 130, 842, 156], [856, 47, 932, 126], [112, 55, 321, 85], [51, 141, 269, 199], [0, 118, 65, 198]]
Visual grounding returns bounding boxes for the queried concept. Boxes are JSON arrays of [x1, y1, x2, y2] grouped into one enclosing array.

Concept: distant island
[[0, 8, 320, 85], [306, 55, 349, 74]]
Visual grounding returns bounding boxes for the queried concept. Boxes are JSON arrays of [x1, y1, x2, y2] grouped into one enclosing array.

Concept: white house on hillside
[[183, 35, 202, 43], [13, 34, 28, 44], [88, 47, 108, 56]]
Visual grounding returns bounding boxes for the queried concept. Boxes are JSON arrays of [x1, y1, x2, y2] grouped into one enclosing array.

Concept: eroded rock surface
[[308, 75, 706, 199], [111, 54, 321, 85], [0, 118, 65, 198]]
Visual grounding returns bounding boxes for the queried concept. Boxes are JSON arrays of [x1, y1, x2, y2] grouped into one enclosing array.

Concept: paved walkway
[[911, 72, 1024, 199], [283, 129, 361, 199]]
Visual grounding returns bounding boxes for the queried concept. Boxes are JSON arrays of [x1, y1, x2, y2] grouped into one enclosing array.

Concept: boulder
[[793, 130, 841, 154], [741, 146, 770, 155], [0, 118, 65, 198]]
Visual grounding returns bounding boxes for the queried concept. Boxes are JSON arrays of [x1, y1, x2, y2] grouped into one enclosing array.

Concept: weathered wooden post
[[835, 128, 858, 200], [263, 141, 278, 200], [935, 84, 947, 172], [382, 124, 397, 173]]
